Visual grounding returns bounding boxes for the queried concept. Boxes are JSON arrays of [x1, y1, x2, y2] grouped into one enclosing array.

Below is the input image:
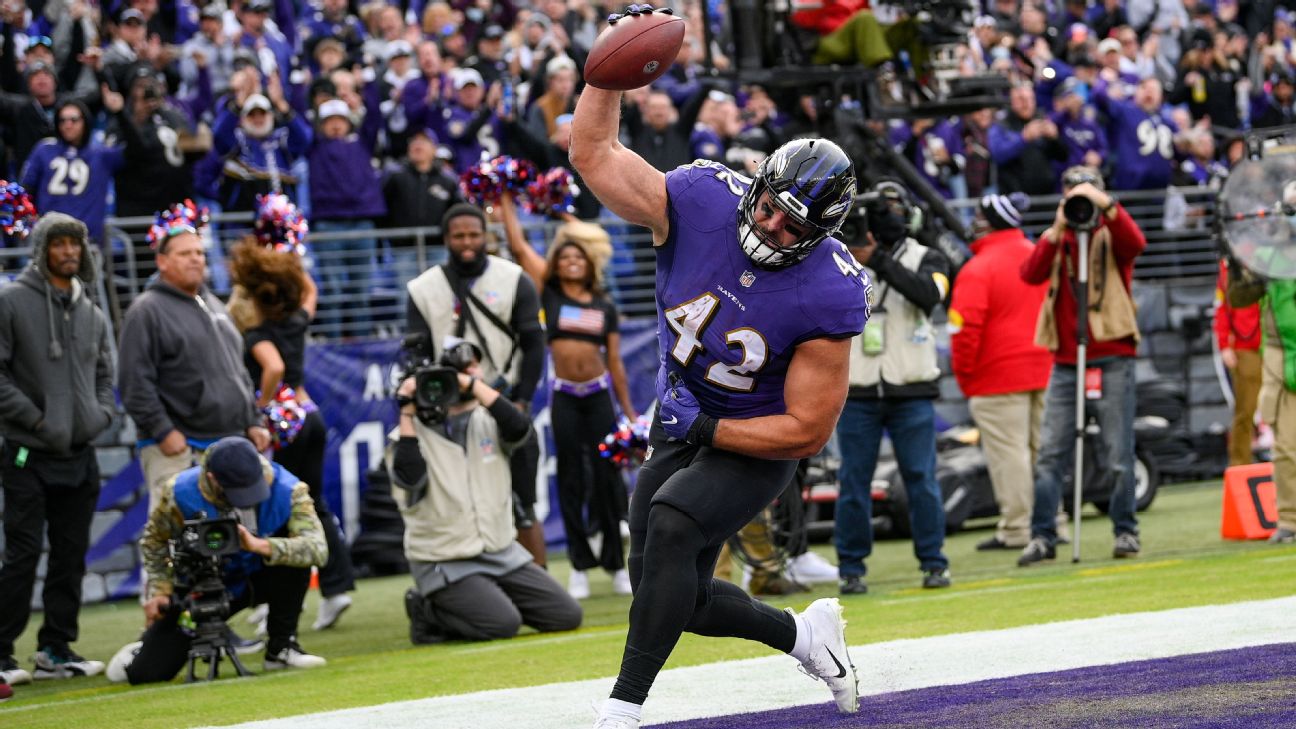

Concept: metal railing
[[0, 185, 1223, 339]]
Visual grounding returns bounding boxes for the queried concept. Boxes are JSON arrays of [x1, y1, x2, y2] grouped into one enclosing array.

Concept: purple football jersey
[[658, 161, 871, 419]]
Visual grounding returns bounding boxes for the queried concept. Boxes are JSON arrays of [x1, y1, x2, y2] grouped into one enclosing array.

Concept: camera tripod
[[185, 618, 253, 682]]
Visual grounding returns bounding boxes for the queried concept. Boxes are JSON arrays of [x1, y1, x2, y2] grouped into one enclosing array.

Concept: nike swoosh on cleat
[[825, 648, 847, 679], [661, 415, 678, 425]]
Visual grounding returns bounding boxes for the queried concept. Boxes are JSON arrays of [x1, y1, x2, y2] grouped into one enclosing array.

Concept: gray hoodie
[[118, 274, 260, 444], [0, 213, 115, 455]]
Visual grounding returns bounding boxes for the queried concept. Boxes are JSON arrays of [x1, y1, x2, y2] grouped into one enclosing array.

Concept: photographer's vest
[[848, 239, 942, 390], [401, 406, 515, 563], [406, 258, 524, 390], [1034, 225, 1140, 351], [172, 464, 296, 595]]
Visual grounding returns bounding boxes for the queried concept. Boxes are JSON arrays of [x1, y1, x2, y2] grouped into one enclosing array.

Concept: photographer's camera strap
[[443, 266, 519, 377]]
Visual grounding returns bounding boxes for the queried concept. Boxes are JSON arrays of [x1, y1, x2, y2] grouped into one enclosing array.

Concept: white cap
[[317, 99, 351, 121], [383, 40, 414, 62], [241, 93, 272, 115], [453, 67, 484, 90], [1097, 38, 1121, 55]]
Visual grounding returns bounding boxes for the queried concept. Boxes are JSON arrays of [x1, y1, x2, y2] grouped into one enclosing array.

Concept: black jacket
[[621, 89, 706, 173], [382, 160, 463, 240]]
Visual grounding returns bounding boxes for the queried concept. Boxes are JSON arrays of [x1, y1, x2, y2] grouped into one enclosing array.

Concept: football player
[[570, 13, 871, 728]]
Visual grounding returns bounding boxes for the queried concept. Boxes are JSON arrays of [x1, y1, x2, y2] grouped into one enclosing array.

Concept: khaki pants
[[139, 444, 200, 514], [1259, 356, 1296, 531], [970, 391, 1045, 546], [1228, 348, 1263, 467], [137, 444, 200, 603]]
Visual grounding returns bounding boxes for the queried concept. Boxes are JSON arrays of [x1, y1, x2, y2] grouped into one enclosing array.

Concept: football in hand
[[583, 7, 686, 91]]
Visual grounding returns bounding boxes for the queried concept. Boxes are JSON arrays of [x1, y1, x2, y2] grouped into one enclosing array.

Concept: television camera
[[399, 333, 480, 426], [168, 515, 252, 681]]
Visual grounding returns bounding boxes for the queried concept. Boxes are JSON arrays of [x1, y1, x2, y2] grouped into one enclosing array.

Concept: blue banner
[[304, 319, 661, 548]]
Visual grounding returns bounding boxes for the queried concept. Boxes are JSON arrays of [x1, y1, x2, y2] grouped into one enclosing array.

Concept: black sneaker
[[1017, 538, 1056, 567], [0, 655, 31, 685], [921, 569, 951, 589], [32, 646, 103, 679], [975, 537, 1018, 551], [1269, 528, 1296, 544], [839, 576, 868, 595], [404, 588, 446, 645], [1113, 532, 1141, 558]]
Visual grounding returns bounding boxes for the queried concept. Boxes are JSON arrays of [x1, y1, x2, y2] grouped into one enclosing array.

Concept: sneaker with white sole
[[610, 569, 633, 596], [569, 570, 590, 600], [786, 552, 840, 584], [313, 594, 353, 631], [32, 646, 104, 679], [105, 641, 143, 683], [593, 717, 639, 729], [264, 642, 326, 671], [0, 655, 32, 685], [793, 597, 859, 713]]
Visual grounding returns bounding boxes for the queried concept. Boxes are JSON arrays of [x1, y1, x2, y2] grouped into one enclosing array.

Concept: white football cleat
[[794, 598, 859, 713]]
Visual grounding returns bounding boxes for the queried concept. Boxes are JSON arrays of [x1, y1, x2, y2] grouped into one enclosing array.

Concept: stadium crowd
[[1, 0, 1296, 710]]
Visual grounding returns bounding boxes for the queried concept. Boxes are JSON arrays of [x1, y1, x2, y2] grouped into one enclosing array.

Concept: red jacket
[[790, 0, 869, 35], [1214, 259, 1261, 352], [949, 228, 1053, 397], [1020, 204, 1146, 365]]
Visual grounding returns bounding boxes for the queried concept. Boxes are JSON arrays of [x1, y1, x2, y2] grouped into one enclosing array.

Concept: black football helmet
[[738, 138, 857, 269]]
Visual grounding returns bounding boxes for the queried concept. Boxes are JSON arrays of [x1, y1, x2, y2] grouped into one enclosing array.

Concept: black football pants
[[609, 414, 799, 705]]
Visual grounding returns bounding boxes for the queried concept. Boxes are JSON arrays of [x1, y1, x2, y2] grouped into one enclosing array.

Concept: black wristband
[[686, 414, 718, 447]]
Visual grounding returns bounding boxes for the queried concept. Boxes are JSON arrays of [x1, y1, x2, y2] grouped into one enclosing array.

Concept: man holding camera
[[111, 437, 328, 684], [393, 340, 581, 644], [1018, 166, 1146, 566], [404, 203, 547, 565], [834, 180, 952, 593]]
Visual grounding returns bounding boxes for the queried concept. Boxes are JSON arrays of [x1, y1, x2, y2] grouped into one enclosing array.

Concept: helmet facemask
[[736, 139, 855, 269]]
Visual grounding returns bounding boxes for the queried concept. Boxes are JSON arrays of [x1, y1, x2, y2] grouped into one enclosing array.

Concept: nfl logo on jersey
[[739, 270, 756, 288], [479, 437, 495, 457]]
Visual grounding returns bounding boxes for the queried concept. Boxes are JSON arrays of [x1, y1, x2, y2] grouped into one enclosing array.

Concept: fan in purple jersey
[[19, 99, 125, 245], [572, 13, 869, 725]]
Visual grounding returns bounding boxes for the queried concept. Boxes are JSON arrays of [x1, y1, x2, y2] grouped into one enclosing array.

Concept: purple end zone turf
[[648, 643, 1296, 729]]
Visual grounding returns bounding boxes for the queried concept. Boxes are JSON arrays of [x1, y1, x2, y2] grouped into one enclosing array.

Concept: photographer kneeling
[[393, 339, 581, 644], [110, 438, 328, 683]]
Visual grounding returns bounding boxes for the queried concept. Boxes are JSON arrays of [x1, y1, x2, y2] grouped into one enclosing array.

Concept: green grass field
[[4, 479, 1295, 729]]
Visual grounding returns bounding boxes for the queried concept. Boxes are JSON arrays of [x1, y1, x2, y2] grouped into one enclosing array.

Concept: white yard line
[[203, 596, 1296, 729]]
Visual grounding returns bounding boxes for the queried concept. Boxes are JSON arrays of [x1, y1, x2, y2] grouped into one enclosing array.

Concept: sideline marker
[[1221, 462, 1278, 540]]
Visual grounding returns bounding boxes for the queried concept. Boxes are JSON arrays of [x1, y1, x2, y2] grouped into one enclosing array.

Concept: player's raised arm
[[569, 6, 680, 243], [569, 87, 668, 242]]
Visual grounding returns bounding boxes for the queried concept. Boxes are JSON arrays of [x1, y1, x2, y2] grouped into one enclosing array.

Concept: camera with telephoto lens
[[169, 516, 240, 629], [1063, 195, 1099, 231], [399, 334, 478, 426]]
